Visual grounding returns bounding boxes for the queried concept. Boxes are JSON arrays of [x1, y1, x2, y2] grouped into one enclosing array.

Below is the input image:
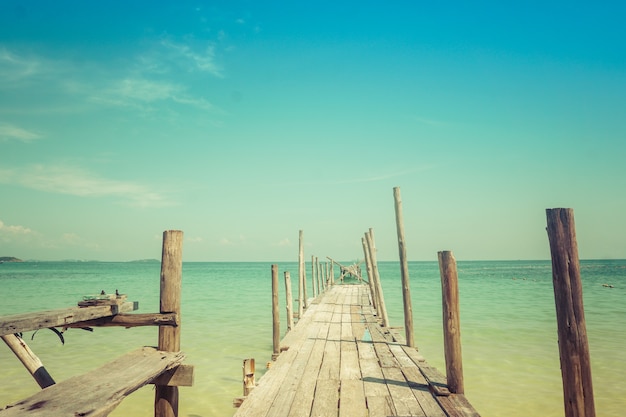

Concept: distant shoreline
[[0, 257, 23, 263]]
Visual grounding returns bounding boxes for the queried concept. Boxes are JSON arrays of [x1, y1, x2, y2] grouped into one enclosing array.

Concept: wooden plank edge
[[149, 364, 194, 386]]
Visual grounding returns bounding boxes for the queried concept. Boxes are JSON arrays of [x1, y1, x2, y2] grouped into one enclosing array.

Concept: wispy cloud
[[0, 164, 175, 207], [91, 77, 221, 114], [160, 39, 223, 77], [0, 122, 42, 142], [0, 47, 42, 83], [275, 238, 291, 247]]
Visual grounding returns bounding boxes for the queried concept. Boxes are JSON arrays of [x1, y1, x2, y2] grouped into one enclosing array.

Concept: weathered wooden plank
[[0, 302, 137, 336], [0, 347, 184, 417], [339, 379, 367, 417], [381, 366, 426, 417], [419, 365, 452, 397], [287, 325, 329, 417], [365, 395, 395, 416], [351, 305, 365, 340], [340, 338, 361, 381], [310, 381, 339, 416], [401, 366, 447, 417], [266, 336, 317, 416], [435, 394, 481, 417]]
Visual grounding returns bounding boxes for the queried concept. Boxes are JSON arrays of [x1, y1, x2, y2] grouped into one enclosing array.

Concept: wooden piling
[[155, 230, 183, 417], [284, 271, 294, 332], [546, 208, 596, 417], [1, 334, 55, 389], [243, 359, 256, 396], [271, 264, 280, 360], [311, 255, 317, 297], [393, 186, 415, 348], [366, 229, 389, 327], [438, 250, 464, 394], [362, 237, 377, 310], [298, 230, 305, 319]]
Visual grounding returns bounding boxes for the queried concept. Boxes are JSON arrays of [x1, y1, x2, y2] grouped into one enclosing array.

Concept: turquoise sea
[[1, 260, 624, 416]]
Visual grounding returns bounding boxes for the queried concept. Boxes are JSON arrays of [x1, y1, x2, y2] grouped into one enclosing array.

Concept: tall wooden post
[[546, 208, 595, 417], [271, 264, 280, 360], [362, 236, 377, 310], [155, 230, 183, 417], [393, 187, 415, 348], [366, 229, 389, 327], [438, 250, 464, 394], [284, 271, 294, 332], [311, 255, 317, 297], [316, 257, 321, 294], [298, 230, 304, 319]]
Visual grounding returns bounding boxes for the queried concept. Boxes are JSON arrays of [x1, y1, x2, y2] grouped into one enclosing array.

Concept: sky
[[0, 1, 625, 262]]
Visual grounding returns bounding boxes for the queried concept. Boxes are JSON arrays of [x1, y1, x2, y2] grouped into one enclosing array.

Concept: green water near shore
[[1, 260, 624, 416]]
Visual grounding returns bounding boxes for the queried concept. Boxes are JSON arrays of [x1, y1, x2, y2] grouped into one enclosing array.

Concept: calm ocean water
[[1, 260, 624, 416]]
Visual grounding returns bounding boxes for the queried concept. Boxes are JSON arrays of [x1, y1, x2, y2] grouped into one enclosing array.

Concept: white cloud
[[114, 78, 183, 102], [0, 47, 42, 83], [91, 77, 220, 114], [276, 238, 291, 247], [160, 39, 223, 77], [0, 122, 42, 142], [0, 164, 175, 208], [0, 220, 36, 238]]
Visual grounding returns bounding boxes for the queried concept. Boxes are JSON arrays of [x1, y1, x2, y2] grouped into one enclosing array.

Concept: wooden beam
[[64, 312, 178, 328], [0, 302, 137, 336]]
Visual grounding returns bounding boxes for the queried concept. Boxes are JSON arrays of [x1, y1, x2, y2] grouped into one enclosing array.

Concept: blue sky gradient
[[1, 1, 625, 261]]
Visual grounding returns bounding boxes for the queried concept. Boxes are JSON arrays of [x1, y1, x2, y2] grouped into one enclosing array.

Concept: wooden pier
[[233, 283, 479, 417]]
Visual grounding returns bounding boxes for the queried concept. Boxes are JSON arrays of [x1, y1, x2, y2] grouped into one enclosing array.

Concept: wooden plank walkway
[[234, 284, 480, 417]]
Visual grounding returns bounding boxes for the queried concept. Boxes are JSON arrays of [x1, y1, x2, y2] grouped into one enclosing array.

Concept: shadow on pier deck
[[234, 284, 479, 417]]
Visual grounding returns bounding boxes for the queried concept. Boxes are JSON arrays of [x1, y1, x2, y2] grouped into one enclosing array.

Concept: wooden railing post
[[393, 187, 415, 348], [311, 255, 317, 297], [438, 250, 464, 394], [155, 230, 183, 417], [362, 236, 377, 310], [366, 229, 389, 327], [284, 271, 294, 332], [546, 208, 595, 417], [271, 264, 280, 360], [298, 230, 305, 319]]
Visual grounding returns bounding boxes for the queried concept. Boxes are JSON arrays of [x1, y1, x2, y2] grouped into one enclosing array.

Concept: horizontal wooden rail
[[64, 312, 178, 328], [0, 302, 137, 336]]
